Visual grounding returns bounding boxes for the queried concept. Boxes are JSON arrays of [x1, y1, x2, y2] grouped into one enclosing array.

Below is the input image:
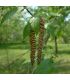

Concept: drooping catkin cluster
[[37, 17, 45, 64], [29, 29, 36, 66]]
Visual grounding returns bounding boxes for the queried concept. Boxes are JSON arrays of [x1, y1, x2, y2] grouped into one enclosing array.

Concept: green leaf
[[1, 7, 18, 25], [31, 17, 40, 35], [47, 24, 56, 37], [23, 22, 31, 39]]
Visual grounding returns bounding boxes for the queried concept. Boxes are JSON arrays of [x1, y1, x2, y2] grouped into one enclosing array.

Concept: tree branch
[[23, 6, 34, 17]]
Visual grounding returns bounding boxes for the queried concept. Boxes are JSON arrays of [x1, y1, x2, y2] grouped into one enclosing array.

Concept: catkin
[[29, 29, 36, 66], [37, 17, 45, 64]]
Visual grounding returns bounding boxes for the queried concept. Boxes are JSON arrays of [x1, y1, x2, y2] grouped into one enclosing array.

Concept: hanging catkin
[[29, 28, 36, 66], [37, 17, 45, 64]]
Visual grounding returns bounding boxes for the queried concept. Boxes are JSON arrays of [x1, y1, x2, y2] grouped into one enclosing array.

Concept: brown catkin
[[37, 17, 45, 64], [29, 29, 36, 66]]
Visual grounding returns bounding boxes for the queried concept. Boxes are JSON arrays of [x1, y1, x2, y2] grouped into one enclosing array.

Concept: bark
[[54, 36, 58, 56], [44, 33, 50, 46]]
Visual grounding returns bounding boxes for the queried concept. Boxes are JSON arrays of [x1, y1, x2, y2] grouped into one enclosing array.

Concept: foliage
[[0, 6, 70, 73]]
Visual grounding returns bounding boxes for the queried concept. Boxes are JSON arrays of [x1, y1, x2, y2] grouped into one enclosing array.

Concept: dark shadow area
[[0, 58, 55, 74], [53, 61, 70, 73], [0, 47, 70, 74], [0, 58, 26, 74], [34, 57, 70, 74], [0, 57, 70, 74], [0, 43, 29, 49], [0, 65, 7, 73], [0, 57, 34, 74], [33, 59, 55, 74], [58, 50, 70, 54]]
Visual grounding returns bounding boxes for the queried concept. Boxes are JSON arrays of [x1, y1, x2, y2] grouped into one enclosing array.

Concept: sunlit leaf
[[23, 22, 31, 39], [32, 17, 40, 35]]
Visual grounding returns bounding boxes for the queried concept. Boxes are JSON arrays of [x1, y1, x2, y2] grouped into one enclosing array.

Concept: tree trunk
[[62, 35, 69, 43], [44, 33, 50, 46], [54, 36, 58, 56]]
